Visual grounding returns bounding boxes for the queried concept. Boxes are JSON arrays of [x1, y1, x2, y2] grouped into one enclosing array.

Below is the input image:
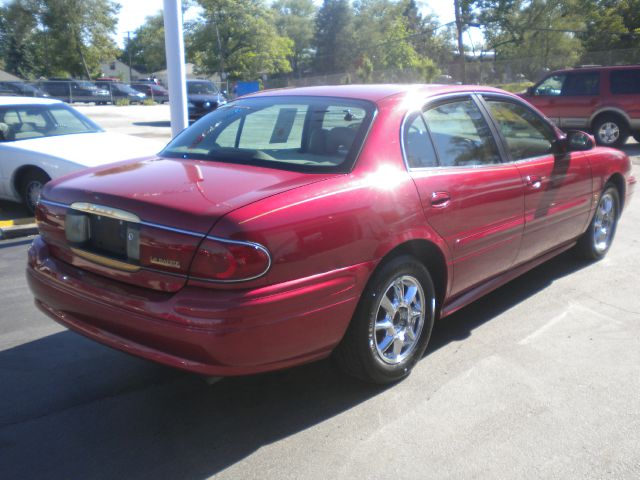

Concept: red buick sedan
[[27, 85, 635, 384]]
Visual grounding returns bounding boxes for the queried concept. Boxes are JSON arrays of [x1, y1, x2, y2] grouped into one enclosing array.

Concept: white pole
[[163, 0, 188, 137]]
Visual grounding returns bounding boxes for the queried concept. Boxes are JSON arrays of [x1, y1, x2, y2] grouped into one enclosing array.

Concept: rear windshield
[[0, 104, 101, 142], [160, 96, 376, 173]]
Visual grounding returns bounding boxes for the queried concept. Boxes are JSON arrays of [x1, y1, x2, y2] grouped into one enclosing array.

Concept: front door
[[480, 95, 593, 265], [405, 96, 525, 297]]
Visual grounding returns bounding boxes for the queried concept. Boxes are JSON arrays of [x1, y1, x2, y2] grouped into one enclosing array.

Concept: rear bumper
[[27, 236, 371, 376]]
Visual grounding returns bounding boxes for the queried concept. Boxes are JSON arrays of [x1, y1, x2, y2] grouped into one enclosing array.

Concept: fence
[[265, 48, 640, 91]]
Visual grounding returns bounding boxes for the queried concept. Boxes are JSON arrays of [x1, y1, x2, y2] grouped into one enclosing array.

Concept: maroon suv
[[522, 65, 640, 147]]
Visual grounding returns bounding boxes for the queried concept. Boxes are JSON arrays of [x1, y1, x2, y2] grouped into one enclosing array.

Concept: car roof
[[546, 64, 640, 75], [0, 96, 64, 106], [244, 84, 511, 103]]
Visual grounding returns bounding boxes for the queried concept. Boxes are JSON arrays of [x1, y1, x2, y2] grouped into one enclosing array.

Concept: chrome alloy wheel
[[373, 275, 425, 365], [597, 122, 620, 145], [593, 191, 617, 254]]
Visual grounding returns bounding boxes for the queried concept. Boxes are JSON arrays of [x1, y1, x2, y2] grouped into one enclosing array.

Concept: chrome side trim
[[39, 199, 69, 209]]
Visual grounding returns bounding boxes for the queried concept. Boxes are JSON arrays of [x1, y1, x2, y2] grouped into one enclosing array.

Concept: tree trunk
[[454, 0, 467, 83]]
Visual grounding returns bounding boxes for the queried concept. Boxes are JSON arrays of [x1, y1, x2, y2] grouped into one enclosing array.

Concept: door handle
[[430, 191, 451, 208], [525, 175, 542, 189]]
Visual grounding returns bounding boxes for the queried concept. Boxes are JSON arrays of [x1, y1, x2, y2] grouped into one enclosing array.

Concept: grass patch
[[115, 98, 131, 106], [492, 82, 534, 94], [142, 98, 156, 106]]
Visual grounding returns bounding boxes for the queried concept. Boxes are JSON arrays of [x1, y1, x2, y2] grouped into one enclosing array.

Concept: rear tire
[[592, 115, 629, 148], [575, 184, 620, 260], [20, 170, 50, 214], [334, 255, 436, 384]]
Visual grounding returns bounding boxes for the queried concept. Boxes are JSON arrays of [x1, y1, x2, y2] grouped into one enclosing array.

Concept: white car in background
[[0, 97, 164, 212]]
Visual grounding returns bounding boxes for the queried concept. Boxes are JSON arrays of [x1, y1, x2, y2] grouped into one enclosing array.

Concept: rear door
[[405, 95, 525, 297], [480, 94, 593, 265]]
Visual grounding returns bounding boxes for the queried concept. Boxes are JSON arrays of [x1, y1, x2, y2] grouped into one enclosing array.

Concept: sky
[[113, 0, 466, 48]]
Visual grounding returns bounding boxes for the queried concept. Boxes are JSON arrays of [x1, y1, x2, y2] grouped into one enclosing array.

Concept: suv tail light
[[189, 237, 271, 282]]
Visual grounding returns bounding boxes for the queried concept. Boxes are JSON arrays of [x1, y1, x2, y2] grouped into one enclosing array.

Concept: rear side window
[[403, 112, 438, 168], [423, 98, 501, 167], [610, 70, 640, 94], [561, 73, 600, 96]]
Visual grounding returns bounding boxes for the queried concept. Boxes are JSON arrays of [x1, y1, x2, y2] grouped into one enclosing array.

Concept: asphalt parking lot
[[0, 108, 639, 479]]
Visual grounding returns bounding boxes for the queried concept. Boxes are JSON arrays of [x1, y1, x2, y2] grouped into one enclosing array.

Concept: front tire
[[575, 184, 620, 260], [334, 255, 436, 384], [592, 115, 629, 148], [20, 170, 50, 214]]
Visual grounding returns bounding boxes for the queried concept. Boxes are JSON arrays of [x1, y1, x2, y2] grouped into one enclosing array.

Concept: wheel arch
[[606, 172, 626, 212], [12, 165, 50, 197], [374, 239, 449, 314], [590, 109, 630, 130]]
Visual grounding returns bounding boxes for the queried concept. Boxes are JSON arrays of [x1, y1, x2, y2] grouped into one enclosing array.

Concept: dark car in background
[[39, 80, 110, 104], [0, 82, 50, 98], [131, 83, 169, 103], [95, 82, 147, 104], [187, 79, 227, 120], [521, 65, 640, 147]]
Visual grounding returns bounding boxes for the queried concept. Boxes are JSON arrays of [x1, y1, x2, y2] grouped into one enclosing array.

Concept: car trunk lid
[[37, 156, 337, 291]]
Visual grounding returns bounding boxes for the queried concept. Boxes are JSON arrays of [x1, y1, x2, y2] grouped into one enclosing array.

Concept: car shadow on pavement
[[0, 251, 590, 480], [427, 250, 589, 353]]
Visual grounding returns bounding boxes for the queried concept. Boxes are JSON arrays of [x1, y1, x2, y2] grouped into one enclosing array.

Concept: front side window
[[561, 72, 600, 96], [161, 96, 376, 173], [423, 98, 501, 167], [484, 98, 555, 161], [534, 74, 566, 96]]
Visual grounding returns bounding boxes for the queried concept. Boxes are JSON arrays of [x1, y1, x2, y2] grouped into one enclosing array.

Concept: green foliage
[[578, 0, 640, 63], [476, 0, 584, 78], [314, 0, 354, 74], [0, 0, 120, 79], [188, 0, 293, 80], [272, 0, 316, 76], [120, 13, 167, 74], [114, 97, 130, 106], [142, 98, 156, 106]]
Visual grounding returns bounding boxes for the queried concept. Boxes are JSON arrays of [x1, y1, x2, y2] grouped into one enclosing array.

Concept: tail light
[[189, 237, 271, 282]]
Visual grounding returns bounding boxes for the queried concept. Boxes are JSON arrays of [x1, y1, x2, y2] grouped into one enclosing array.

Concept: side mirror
[[567, 130, 595, 151]]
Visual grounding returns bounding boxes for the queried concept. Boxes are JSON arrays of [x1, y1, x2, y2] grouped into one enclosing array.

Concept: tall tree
[[120, 13, 167, 74], [578, 0, 640, 61], [272, 0, 316, 77], [0, 0, 39, 78], [314, 0, 354, 74], [188, 0, 292, 80], [351, 0, 440, 81]]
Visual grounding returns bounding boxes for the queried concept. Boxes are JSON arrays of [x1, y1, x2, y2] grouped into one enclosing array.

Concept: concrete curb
[[0, 223, 38, 240]]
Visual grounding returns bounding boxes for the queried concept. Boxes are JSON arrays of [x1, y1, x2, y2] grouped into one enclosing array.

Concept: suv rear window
[[610, 70, 640, 94], [160, 96, 376, 173]]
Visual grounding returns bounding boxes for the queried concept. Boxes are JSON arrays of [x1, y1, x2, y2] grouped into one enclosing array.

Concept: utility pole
[[454, 0, 467, 84], [126, 31, 133, 82], [163, 0, 188, 136]]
